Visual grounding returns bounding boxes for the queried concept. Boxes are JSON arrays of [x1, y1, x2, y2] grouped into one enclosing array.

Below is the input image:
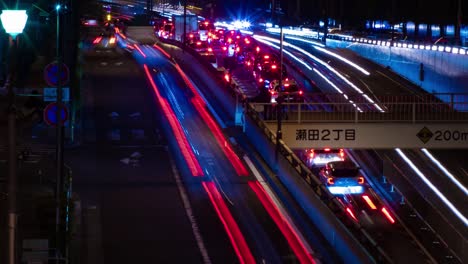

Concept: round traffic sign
[[43, 102, 68, 126], [44, 62, 70, 87]]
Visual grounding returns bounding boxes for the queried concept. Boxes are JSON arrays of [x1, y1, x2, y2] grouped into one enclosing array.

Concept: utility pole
[[147, 0, 153, 19], [55, 2, 65, 261], [275, 25, 283, 162], [455, 0, 462, 45], [271, 0, 275, 23], [183, 0, 187, 46], [6, 35, 18, 264]]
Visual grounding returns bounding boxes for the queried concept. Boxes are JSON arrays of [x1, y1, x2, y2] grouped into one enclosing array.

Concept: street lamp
[[1, 9, 28, 264]]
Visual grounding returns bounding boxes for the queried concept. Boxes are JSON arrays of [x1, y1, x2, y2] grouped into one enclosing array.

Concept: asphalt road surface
[[67, 36, 208, 263]]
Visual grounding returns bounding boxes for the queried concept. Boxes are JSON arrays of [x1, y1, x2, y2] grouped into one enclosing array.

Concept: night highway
[[1, 1, 467, 264], [70, 28, 340, 263]]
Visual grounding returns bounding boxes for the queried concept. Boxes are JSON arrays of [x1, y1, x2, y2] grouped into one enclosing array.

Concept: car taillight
[[93, 37, 102, 44], [346, 207, 358, 221], [309, 151, 315, 159], [224, 74, 230, 82], [381, 207, 396, 224], [256, 47, 260, 52], [208, 48, 213, 52], [324, 148, 330, 151], [362, 195, 377, 210], [327, 178, 334, 185], [259, 78, 263, 83], [299, 90, 303, 95], [339, 149, 345, 159], [222, 46, 227, 51], [358, 177, 365, 184]]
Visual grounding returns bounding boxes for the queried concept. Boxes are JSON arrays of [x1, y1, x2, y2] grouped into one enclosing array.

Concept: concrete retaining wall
[[327, 40, 468, 96]]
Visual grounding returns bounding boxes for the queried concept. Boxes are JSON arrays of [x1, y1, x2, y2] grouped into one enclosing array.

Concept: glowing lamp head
[[1, 10, 28, 37]]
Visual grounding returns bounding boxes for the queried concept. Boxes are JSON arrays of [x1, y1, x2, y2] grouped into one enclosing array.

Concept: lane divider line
[[168, 153, 211, 263]]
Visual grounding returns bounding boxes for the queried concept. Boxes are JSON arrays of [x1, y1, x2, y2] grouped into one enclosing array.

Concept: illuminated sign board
[[265, 123, 468, 149]]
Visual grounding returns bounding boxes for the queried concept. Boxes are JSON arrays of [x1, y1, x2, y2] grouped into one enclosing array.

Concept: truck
[[172, 14, 198, 42]]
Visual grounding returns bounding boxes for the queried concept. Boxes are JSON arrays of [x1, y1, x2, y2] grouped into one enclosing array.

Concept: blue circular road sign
[[43, 102, 68, 126], [44, 62, 69, 87]]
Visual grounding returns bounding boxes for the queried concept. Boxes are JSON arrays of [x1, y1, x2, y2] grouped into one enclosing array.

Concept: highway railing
[[250, 102, 468, 123], [265, 27, 468, 56]]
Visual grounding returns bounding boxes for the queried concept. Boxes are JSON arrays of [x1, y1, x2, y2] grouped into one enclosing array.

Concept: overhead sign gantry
[[252, 98, 468, 149]]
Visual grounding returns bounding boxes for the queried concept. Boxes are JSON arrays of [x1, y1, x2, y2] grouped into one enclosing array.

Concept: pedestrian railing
[[251, 102, 468, 123]]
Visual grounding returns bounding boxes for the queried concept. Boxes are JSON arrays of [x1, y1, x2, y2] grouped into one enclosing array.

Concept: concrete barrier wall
[[327, 40, 468, 96]]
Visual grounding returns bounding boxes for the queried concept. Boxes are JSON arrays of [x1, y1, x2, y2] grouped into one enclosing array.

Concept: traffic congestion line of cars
[[153, 17, 305, 104]]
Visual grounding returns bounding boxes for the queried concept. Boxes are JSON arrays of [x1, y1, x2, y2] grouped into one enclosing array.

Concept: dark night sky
[[208, 0, 466, 26]]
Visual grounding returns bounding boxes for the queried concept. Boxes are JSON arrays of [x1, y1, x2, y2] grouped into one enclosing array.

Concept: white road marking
[[169, 153, 211, 264]]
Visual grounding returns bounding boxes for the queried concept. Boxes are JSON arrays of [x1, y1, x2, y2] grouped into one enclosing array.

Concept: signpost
[[43, 102, 68, 126], [43, 87, 70, 102]]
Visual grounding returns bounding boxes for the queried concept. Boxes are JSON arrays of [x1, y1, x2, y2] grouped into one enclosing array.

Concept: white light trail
[[395, 148, 468, 226], [254, 37, 312, 70], [421, 148, 468, 196], [313, 68, 363, 112], [314, 46, 370, 75], [284, 36, 325, 47]]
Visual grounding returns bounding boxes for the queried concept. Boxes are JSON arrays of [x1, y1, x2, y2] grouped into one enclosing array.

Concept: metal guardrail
[[327, 34, 468, 55], [251, 102, 468, 123], [266, 27, 468, 55]]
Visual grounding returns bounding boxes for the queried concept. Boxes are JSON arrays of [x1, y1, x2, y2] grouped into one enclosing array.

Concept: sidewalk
[[0, 49, 79, 262], [0, 54, 58, 147]]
